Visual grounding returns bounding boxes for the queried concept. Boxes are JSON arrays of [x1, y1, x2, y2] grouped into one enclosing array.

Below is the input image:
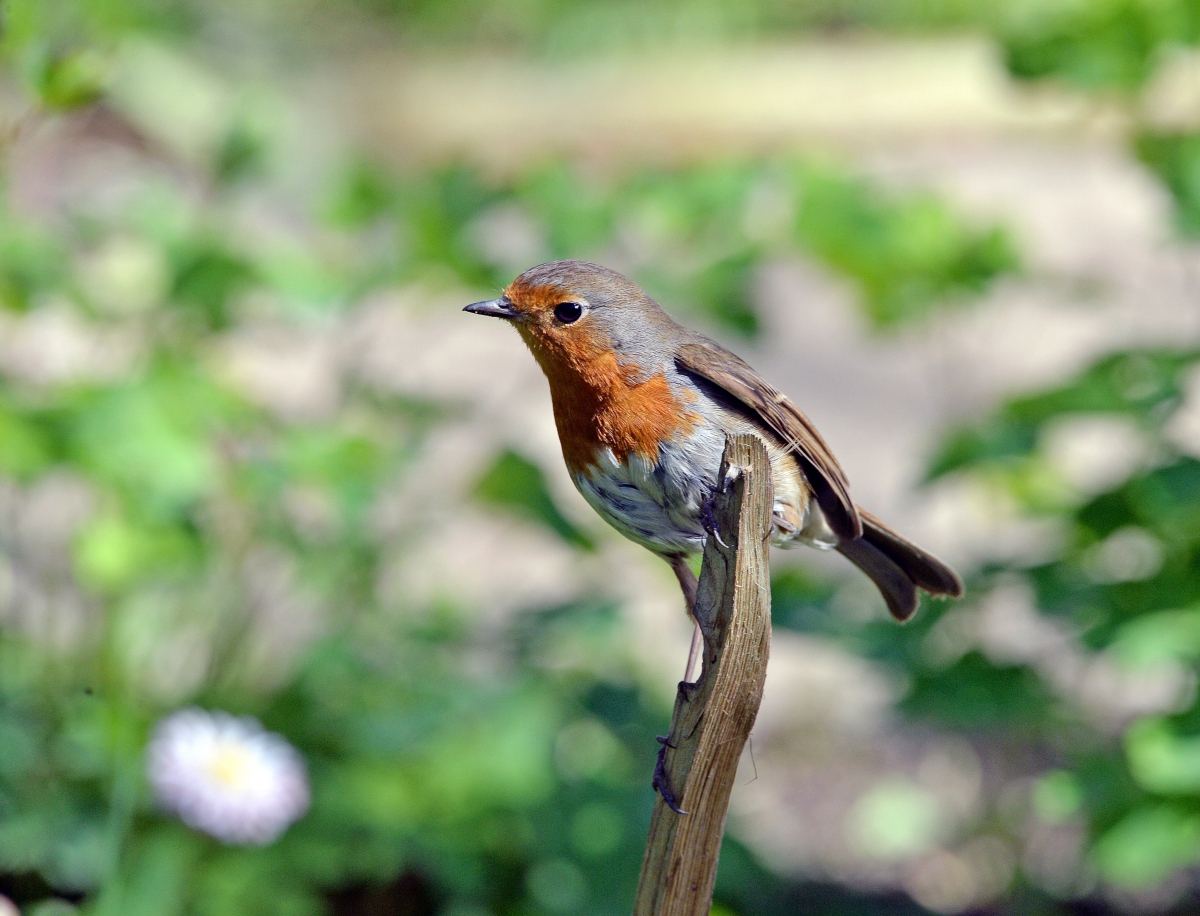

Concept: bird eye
[[553, 302, 583, 324]]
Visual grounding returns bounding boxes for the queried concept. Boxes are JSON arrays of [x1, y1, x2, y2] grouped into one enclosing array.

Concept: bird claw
[[652, 735, 688, 815], [701, 494, 731, 550]]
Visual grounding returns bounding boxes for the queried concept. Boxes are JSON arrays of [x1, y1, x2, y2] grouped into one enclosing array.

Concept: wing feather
[[675, 339, 862, 540]]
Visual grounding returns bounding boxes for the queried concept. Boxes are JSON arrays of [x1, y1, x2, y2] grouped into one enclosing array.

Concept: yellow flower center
[[209, 744, 252, 788]]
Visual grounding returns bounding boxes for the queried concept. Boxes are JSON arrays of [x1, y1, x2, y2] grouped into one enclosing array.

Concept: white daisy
[[147, 708, 310, 845]]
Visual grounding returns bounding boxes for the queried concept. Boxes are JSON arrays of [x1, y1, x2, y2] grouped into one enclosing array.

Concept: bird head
[[464, 260, 679, 383]]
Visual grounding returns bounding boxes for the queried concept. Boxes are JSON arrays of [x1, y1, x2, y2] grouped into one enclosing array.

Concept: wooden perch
[[633, 434, 774, 916]]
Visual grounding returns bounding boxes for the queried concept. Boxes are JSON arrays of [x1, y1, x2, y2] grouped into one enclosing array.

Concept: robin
[[465, 259, 963, 630]]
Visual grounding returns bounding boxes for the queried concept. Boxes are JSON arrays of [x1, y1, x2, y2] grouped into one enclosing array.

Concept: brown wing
[[675, 339, 862, 540]]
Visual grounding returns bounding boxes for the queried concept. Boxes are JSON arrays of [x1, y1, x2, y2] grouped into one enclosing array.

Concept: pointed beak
[[463, 297, 519, 320]]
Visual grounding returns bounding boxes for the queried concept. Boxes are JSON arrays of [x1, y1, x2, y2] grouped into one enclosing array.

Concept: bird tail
[[835, 509, 963, 622]]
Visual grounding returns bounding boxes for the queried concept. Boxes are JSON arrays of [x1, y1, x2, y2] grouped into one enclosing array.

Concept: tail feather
[[836, 536, 919, 622], [837, 509, 964, 622], [858, 510, 964, 598]]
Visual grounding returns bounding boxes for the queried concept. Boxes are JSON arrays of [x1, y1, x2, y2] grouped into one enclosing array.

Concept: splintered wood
[[633, 434, 773, 916]]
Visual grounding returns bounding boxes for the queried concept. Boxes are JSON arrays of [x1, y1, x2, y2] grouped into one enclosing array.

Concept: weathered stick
[[633, 434, 773, 916]]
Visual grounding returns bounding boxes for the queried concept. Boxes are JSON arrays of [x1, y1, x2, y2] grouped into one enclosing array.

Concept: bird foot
[[652, 735, 688, 815], [701, 493, 731, 550]]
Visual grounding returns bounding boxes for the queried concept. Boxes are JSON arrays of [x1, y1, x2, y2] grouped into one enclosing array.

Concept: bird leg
[[668, 554, 703, 684], [683, 621, 702, 685], [669, 553, 698, 613]]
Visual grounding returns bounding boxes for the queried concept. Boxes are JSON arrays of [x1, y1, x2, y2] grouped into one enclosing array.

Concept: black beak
[[463, 297, 519, 320]]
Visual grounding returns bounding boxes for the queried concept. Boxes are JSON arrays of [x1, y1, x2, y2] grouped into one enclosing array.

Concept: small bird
[[465, 260, 962, 629]]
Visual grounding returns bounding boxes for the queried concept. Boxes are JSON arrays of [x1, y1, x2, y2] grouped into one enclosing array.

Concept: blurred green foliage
[[991, 0, 1200, 236], [764, 342, 1200, 896], [3, 1, 1200, 915], [350, 0, 1045, 52], [999, 0, 1200, 94], [0, 21, 1021, 916], [1136, 132, 1200, 235], [929, 351, 1199, 483], [475, 451, 595, 550], [329, 159, 1017, 336], [360, 0, 1200, 238]]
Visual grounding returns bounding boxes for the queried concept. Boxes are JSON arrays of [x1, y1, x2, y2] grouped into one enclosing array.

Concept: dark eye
[[553, 302, 583, 324]]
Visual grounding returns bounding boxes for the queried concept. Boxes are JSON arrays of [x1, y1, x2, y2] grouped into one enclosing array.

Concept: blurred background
[[2, 1, 1200, 914]]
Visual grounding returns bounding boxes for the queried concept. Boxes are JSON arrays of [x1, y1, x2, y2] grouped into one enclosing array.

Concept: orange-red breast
[[465, 260, 963, 622]]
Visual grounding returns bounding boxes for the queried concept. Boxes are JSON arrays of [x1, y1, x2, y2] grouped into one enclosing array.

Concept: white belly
[[571, 425, 724, 555], [570, 424, 835, 556]]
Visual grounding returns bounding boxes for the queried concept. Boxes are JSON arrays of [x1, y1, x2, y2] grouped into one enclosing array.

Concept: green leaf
[[214, 121, 267, 186], [794, 165, 1018, 329], [73, 514, 198, 593], [475, 449, 594, 550], [281, 427, 395, 525], [0, 209, 68, 311], [1126, 718, 1200, 795], [1136, 130, 1200, 236], [1110, 607, 1200, 668], [519, 162, 613, 257], [1031, 770, 1083, 823], [169, 241, 256, 330], [1093, 804, 1200, 888], [68, 366, 241, 516], [927, 350, 1200, 479], [900, 651, 1054, 731], [90, 826, 201, 916], [679, 248, 760, 337], [1112, 459, 1200, 544], [195, 847, 324, 916], [25, 47, 108, 110], [1001, 0, 1195, 93], [926, 416, 1039, 480], [0, 401, 53, 479], [770, 566, 839, 633], [326, 160, 396, 228]]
